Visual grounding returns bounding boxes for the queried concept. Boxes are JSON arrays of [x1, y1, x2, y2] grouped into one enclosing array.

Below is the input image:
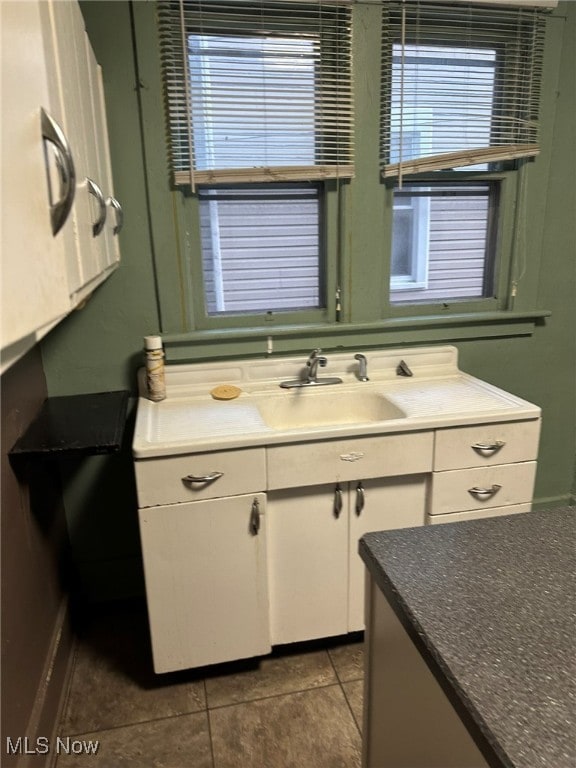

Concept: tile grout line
[[59, 708, 210, 740], [326, 649, 363, 738], [206, 679, 345, 712], [204, 678, 217, 768]]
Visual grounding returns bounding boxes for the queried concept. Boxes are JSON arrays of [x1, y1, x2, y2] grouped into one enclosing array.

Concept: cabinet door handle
[[468, 484, 502, 501], [41, 108, 76, 236], [355, 482, 365, 516], [87, 178, 106, 236], [334, 484, 343, 518], [250, 497, 261, 535], [107, 196, 124, 235], [471, 441, 505, 457], [182, 471, 223, 486]]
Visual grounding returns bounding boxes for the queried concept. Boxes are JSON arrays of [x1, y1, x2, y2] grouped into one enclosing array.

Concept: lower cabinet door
[[267, 484, 348, 645], [348, 476, 427, 632], [138, 493, 270, 673]]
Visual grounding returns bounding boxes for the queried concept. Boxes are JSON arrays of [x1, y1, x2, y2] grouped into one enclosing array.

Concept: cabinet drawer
[[267, 431, 433, 491], [135, 448, 266, 507], [430, 462, 536, 516], [426, 502, 531, 525], [434, 419, 540, 471]]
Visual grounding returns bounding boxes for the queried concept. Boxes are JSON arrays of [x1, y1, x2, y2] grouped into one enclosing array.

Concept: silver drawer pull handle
[[468, 484, 502, 501], [471, 441, 505, 457], [182, 471, 223, 486]]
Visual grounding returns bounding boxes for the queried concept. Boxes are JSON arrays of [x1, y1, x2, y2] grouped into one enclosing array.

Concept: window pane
[[390, 184, 495, 304], [199, 185, 323, 315], [189, 35, 316, 170], [390, 44, 496, 171]]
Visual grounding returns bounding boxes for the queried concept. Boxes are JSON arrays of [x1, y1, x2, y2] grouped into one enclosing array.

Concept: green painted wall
[[41, 2, 575, 599]]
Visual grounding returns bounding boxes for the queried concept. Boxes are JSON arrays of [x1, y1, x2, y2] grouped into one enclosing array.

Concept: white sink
[[256, 389, 406, 430]]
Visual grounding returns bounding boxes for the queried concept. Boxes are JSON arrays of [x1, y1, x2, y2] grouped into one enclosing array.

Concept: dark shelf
[[9, 390, 130, 459]]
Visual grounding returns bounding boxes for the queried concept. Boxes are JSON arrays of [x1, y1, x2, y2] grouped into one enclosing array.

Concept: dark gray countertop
[[359, 508, 576, 768]]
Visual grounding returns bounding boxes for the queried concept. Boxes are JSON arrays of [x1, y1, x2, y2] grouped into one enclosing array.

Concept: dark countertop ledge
[[9, 390, 130, 458], [359, 508, 576, 768]]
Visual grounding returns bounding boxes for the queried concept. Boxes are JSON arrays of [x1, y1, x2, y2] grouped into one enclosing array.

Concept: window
[[391, 183, 497, 303], [153, 0, 552, 334], [382, 1, 546, 305], [158, 0, 353, 319], [199, 185, 324, 314]]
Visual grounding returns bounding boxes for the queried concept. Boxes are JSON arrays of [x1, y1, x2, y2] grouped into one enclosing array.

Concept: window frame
[[380, 13, 528, 313], [196, 182, 328, 319], [184, 180, 340, 331], [383, 169, 514, 318], [131, 0, 557, 349]]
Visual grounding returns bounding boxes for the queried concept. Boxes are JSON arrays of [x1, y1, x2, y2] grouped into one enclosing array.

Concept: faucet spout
[[279, 349, 342, 388], [306, 348, 327, 383]]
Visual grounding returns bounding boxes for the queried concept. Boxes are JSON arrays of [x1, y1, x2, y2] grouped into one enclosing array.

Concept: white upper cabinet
[[1, 0, 122, 374], [0, 1, 71, 360]]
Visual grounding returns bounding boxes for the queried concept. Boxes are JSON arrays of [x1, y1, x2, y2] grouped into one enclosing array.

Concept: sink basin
[[256, 390, 405, 430]]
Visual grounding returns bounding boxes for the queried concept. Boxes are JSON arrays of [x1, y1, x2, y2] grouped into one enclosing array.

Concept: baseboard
[[17, 597, 75, 768]]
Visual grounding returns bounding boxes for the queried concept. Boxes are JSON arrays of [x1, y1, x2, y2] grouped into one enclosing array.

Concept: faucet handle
[[354, 353, 369, 381]]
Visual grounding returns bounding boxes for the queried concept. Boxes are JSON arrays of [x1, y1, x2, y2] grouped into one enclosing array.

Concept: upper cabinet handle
[[107, 196, 124, 235], [87, 178, 106, 236], [471, 441, 505, 457], [41, 108, 76, 236]]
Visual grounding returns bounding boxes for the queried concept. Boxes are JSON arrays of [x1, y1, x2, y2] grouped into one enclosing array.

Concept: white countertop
[[132, 346, 540, 458]]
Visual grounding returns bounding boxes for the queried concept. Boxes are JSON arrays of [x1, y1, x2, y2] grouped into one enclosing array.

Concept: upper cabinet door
[[0, 0, 71, 365], [44, 0, 120, 302], [46, 0, 98, 297], [84, 35, 121, 272]]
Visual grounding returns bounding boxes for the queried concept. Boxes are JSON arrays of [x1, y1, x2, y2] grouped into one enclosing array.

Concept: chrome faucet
[[354, 353, 369, 381], [279, 348, 343, 388], [306, 348, 327, 383]]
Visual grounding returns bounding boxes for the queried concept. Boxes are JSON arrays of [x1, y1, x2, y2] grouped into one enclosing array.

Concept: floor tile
[[327, 639, 364, 683], [205, 648, 337, 708], [55, 713, 212, 768], [342, 680, 364, 733], [61, 602, 206, 734], [210, 685, 362, 768]]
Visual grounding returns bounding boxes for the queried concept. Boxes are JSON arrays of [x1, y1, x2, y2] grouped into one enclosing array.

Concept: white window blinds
[[381, 1, 548, 178], [158, 0, 354, 187]]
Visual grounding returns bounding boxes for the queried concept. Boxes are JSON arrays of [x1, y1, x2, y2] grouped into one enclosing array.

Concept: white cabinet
[[44, 0, 120, 301], [428, 419, 540, 524], [133, 413, 540, 671], [347, 475, 426, 631], [139, 494, 271, 673], [0, 0, 122, 373], [0, 1, 71, 355], [267, 484, 349, 644], [268, 475, 427, 644]]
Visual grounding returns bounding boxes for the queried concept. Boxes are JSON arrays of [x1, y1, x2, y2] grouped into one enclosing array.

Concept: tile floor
[[55, 600, 364, 767]]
